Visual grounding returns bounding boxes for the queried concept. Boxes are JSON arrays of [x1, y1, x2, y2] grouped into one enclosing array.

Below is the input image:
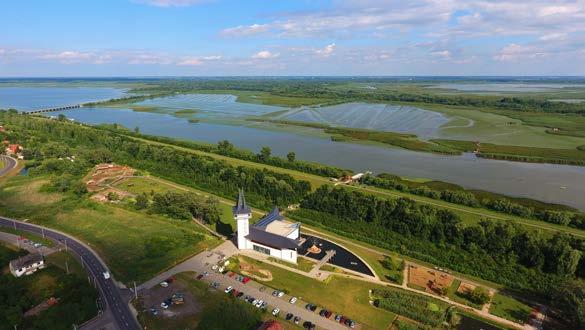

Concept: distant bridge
[[25, 104, 84, 114]]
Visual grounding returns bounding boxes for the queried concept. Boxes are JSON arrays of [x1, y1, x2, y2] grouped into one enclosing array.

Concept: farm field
[[229, 255, 397, 330], [0, 175, 221, 283]]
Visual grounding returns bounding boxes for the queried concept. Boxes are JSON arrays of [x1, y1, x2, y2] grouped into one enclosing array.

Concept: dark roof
[[10, 253, 43, 269], [254, 207, 284, 228], [246, 227, 300, 250], [233, 188, 251, 215]]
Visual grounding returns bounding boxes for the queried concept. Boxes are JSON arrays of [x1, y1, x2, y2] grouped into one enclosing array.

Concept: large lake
[[0, 87, 126, 110], [2, 86, 585, 210]]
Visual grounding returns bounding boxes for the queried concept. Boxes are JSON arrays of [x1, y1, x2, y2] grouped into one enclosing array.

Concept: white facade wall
[[10, 260, 45, 277], [248, 240, 297, 263], [286, 227, 300, 240], [235, 213, 251, 249]]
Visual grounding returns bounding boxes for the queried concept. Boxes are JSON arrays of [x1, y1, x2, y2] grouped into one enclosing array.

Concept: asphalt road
[[0, 216, 139, 330], [0, 155, 17, 177]]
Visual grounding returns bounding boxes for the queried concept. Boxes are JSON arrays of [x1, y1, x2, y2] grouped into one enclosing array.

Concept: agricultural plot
[[489, 294, 532, 325]]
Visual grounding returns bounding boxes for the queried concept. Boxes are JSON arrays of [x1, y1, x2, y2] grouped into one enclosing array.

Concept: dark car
[[236, 292, 244, 298], [325, 310, 333, 318], [303, 321, 315, 330], [285, 313, 293, 321], [310, 305, 317, 312], [196, 274, 203, 280], [293, 316, 301, 324], [319, 309, 327, 317]]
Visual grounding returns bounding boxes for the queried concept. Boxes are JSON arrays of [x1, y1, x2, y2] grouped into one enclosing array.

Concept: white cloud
[[221, 24, 270, 37], [493, 44, 546, 62], [430, 50, 451, 59], [252, 50, 279, 59], [177, 57, 202, 66], [539, 33, 567, 41], [315, 43, 336, 57], [201, 55, 222, 60]]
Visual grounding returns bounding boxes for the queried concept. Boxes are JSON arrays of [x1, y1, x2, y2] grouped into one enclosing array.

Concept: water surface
[[50, 107, 585, 210], [0, 87, 126, 110]]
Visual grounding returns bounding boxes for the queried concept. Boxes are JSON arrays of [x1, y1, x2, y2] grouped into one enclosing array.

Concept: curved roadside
[[0, 155, 17, 177], [0, 216, 140, 330]]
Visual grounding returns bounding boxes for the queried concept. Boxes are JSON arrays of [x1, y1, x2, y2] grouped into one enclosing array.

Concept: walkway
[[309, 249, 336, 277]]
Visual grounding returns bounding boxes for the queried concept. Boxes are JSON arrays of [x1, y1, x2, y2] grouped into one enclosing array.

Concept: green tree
[[134, 126, 140, 134], [287, 151, 296, 162], [468, 286, 490, 305], [258, 146, 271, 161], [552, 279, 585, 329], [58, 114, 67, 121], [135, 193, 149, 210]]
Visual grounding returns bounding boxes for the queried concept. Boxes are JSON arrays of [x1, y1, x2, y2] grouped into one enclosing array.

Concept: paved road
[[139, 241, 348, 330], [0, 155, 17, 177], [0, 216, 139, 330]]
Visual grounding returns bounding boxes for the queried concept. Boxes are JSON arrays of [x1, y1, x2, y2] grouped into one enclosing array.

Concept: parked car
[[335, 315, 342, 322], [228, 272, 236, 278], [260, 301, 268, 309], [325, 310, 333, 318], [259, 286, 266, 292], [196, 274, 203, 280], [211, 265, 218, 271], [277, 291, 285, 298], [293, 316, 301, 324], [211, 282, 219, 289], [150, 308, 158, 316], [303, 321, 315, 330], [305, 304, 317, 312], [160, 302, 169, 309], [236, 292, 244, 298], [289, 297, 297, 304], [344, 319, 356, 328], [255, 300, 264, 308], [272, 290, 279, 297], [252, 299, 259, 305], [166, 276, 176, 283], [339, 316, 346, 324], [272, 308, 280, 316], [224, 286, 233, 294], [319, 309, 327, 317], [242, 277, 250, 284], [160, 281, 169, 287], [203, 271, 209, 276], [285, 313, 293, 321]]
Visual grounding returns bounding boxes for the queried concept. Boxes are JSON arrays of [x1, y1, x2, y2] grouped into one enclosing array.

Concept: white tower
[[233, 189, 252, 250]]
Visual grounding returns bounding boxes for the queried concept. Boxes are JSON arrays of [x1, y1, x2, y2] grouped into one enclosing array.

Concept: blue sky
[[1, 0, 584, 76]]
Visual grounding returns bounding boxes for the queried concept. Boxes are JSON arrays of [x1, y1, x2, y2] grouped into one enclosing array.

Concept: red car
[[167, 276, 176, 283], [325, 311, 333, 318], [242, 277, 251, 284], [196, 274, 204, 280], [228, 272, 236, 278]]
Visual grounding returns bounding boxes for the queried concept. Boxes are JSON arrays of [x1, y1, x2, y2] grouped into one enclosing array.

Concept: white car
[[255, 300, 264, 308], [160, 302, 169, 309], [103, 271, 111, 280], [272, 308, 280, 316], [160, 281, 169, 287], [252, 299, 259, 305], [277, 291, 285, 298], [224, 286, 233, 293], [289, 297, 297, 304], [211, 264, 219, 271]]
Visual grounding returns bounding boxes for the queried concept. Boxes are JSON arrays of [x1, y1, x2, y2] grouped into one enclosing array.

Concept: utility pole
[[65, 239, 68, 252], [13, 220, 16, 230], [134, 281, 138, 300], [65, 260, 69, 275], [41, 227, 45, 239], [81, 255, 84, 269]]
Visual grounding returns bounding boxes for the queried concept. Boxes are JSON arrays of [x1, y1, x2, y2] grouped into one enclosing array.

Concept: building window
[[253, 245, 270, 255]]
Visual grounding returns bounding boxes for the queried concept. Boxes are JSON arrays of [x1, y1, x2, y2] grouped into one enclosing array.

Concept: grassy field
[[0, 175, 221, 283], [489, 293, 532, 325], [268, 256, 316, 272], [189, 89, 335, 107], [230, 255, 397, 330], [446, 279, 483, 309]]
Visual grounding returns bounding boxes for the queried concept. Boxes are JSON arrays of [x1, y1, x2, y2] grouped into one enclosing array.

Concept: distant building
[[6, 144, 22, 155], [9, 253, 45, 277], [234, 189, 301, 263], [0, 125, 5, 132]]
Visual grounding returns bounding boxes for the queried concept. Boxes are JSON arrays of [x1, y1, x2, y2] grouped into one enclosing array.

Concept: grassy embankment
[[0, 175, 221, 283], [126, 133, 585, 238]]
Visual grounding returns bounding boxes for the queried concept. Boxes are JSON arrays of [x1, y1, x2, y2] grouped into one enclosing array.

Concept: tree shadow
[[215, 221, 233, 237]]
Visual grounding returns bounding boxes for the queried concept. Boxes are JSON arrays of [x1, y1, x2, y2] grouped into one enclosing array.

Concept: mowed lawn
[[233, 256, 396, 330], [489, 293, 532, 324], [0, 176, 221, 283]]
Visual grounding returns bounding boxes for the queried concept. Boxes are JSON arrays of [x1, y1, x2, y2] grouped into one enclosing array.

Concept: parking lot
[[139, 244, 356, 330]]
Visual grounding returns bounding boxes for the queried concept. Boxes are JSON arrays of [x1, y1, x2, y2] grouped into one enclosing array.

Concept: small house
[[9, 253, 45, 277], [7, 144, 22, 155]]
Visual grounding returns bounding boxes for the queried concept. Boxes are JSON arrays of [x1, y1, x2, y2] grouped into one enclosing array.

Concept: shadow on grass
[[215, 221, 233, 237]]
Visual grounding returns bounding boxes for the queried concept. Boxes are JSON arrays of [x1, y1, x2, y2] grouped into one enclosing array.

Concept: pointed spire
[[233, 188, 251, 215]]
